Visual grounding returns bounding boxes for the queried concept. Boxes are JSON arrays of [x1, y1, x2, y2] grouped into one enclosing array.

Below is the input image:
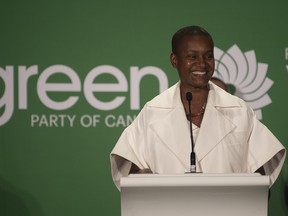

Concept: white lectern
[[120, 173, 269, 216]]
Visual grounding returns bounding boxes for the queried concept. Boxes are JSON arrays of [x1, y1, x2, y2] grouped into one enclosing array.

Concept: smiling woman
[[110, 26, 286, 192], [1, 1, 288, 216], [170, 26, 215, 127]]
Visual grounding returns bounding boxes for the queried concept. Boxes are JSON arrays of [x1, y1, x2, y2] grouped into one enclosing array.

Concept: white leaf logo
[[213, 44, 273, 119]]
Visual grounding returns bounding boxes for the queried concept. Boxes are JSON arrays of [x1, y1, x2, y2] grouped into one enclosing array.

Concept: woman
[[110, 26, 286, 190]]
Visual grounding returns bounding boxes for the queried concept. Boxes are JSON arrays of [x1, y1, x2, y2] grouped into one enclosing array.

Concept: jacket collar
[[149, 81, 242, 169]]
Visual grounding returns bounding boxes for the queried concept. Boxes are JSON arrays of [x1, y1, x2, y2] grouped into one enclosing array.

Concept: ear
[[170, 53, 178, 68]]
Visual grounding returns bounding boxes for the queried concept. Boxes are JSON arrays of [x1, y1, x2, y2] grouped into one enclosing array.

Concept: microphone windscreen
[[186, 92, 192, 101]]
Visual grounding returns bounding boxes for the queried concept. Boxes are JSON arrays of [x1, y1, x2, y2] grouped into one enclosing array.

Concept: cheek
[[209, 61, 215, 70], [178, 61, 192, 72]]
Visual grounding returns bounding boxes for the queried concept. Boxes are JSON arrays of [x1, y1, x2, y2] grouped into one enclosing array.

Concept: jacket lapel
[[195, 104, 236, 161], [151, 106, 191, 168], [149, 83, 191, 168], [196, 83, 240, 161], [149, 82, 241, 169]]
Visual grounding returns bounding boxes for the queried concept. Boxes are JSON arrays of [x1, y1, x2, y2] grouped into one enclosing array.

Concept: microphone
[[186, 92, 196, 173]]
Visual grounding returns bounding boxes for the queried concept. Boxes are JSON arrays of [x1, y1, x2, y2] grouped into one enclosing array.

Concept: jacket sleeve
[[247, 108, 286, 187], [110, 107, 150, 190]]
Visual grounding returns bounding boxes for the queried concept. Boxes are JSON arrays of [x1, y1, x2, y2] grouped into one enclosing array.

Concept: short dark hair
[[172, 25, 214, 55]]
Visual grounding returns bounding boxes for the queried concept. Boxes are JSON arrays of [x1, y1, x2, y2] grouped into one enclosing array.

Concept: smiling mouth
[[192, 71, 206, 75]]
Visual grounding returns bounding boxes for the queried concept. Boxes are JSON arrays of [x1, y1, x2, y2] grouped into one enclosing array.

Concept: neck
[[180, 83, 209, 123], [180, 84, 209, 102]]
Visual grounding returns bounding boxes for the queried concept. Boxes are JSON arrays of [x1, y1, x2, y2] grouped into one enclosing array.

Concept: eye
[[205, 53, 214, 60], [187, 53, 197, 59]]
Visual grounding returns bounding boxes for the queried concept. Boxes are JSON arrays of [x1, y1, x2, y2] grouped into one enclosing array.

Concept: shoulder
[[208, 82, 256, 123], [209, 81, 251, 109], [146, 82, 180, 108]]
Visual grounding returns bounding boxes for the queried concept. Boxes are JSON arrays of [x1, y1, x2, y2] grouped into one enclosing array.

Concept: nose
[[198, 57, 207, 69]]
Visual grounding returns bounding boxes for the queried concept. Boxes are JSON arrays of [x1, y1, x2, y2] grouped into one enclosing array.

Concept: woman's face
[[170, 35, 215, 89]]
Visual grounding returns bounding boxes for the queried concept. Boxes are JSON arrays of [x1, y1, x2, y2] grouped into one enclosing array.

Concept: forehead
[[179, 35, 213, 50]]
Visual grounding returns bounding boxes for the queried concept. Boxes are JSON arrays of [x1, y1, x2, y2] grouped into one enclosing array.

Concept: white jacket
[[110, 81, 286, 189]]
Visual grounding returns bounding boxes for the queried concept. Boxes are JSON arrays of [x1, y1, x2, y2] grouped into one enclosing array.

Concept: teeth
[[192, 71, 206, 75]]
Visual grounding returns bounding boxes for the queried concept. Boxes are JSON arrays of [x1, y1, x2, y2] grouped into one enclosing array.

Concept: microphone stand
[[186, 92, 196, 173]]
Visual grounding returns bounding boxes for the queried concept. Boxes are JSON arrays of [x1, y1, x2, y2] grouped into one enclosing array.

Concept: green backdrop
[[1, 0, 287, 215]]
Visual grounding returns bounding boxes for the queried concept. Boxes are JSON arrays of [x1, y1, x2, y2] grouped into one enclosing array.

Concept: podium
[[120, 173, 269, 216]]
